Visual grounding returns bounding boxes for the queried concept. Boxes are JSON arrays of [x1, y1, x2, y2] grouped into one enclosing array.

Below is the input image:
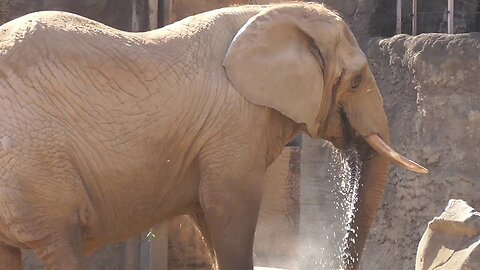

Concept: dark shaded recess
[[368, 0, 398, 37], [0, 0, 147, 31]]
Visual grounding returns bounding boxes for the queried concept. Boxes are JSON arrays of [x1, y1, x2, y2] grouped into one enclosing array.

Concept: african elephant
[[0, 3, 427, 270]]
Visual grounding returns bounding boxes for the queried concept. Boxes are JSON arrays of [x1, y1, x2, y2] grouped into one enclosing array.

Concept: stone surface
[[416, 199, 480, 270]]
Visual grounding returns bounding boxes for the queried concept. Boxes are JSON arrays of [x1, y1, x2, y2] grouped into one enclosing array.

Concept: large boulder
[[416, 199, 480, 270]]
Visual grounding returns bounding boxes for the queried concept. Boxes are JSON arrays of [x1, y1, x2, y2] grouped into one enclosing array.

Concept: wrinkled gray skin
[[0, 3, 415, 270]]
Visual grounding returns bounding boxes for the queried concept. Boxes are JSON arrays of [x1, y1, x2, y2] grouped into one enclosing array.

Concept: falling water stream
[[336, 147, 362, 269], [253, 137, 364, 270], [297, 144, 363, 270], [327, 147, 362, 269]]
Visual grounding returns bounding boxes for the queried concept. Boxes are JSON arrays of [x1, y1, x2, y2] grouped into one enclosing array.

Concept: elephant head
[[223, 3, 427, 269]]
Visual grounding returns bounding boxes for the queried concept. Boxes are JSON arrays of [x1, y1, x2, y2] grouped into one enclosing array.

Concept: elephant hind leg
[[31, 223, 86, 270], [0, 244, 22, 270], [0, 155, 91, 269], [198, 170, 264, 270]]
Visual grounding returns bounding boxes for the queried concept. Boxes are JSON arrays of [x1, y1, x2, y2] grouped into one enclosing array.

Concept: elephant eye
[[351, 74, 362, 89]]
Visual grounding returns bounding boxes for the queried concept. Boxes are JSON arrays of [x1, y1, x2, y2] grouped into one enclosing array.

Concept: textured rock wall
[[299, 32, 480, 270], [360, 33, 480, 270]]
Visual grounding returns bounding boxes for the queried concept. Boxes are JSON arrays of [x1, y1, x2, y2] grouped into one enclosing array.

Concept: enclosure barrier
[[396, 0, 480, 35]]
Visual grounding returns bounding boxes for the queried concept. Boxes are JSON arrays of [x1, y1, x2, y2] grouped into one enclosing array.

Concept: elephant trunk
[[342, 134, 426, 270], [339, 79, 427, 269], [341, 137, 390, 270]]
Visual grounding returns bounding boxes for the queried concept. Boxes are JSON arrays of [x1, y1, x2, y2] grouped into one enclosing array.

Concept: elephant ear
[[223, 8, 326, 136]]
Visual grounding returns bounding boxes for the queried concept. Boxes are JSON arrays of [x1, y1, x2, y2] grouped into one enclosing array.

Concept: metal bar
[[412, 0, 417, 35], [149, 0, 158, 30], [396, 0, 402, 34], [448, 0, 454, 34]]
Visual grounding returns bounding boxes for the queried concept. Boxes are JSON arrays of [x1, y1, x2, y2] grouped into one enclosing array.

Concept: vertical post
[[412, 0, 417, 35], [148, 223, 169, 270], [131, 0, 140, 31], [159, 0, 172, 27], [448, 0, 455, 33], [396, 0, 402, 34], [124, 237, 141, 270], [149, 0, 158, 30]]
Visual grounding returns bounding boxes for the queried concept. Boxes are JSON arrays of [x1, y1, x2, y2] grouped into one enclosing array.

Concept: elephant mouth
[[339, 109, 428, 174], [338, 109, 375, 160]]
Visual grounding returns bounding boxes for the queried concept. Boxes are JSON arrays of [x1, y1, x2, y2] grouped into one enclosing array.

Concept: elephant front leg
[[199, 175, 263, 270], [198, 155, 265, 270]]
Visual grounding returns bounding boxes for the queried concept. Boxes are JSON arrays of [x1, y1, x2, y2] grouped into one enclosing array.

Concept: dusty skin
[[0, 3, 426, 270]]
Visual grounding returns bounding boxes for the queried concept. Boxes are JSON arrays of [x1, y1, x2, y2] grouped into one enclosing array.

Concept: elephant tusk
[[364, 134, 429, 174]]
